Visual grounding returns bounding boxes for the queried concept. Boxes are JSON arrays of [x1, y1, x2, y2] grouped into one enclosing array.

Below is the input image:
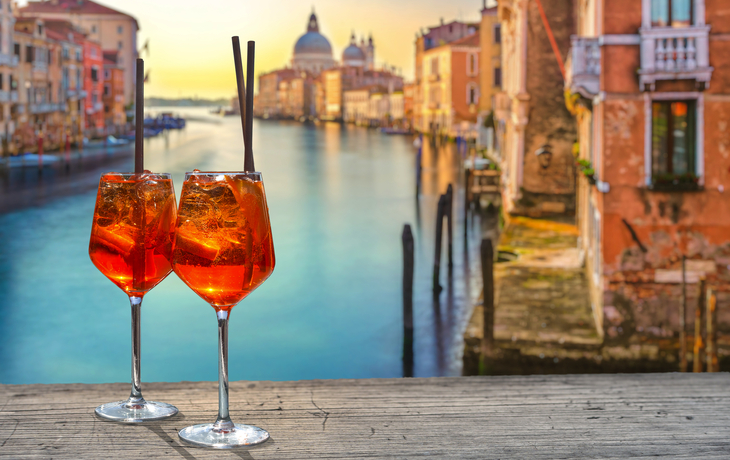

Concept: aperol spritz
[[89, 172, 179, 422]]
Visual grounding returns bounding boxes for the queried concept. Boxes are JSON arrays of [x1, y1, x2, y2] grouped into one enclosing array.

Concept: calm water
[[0, 108, 481, 384]]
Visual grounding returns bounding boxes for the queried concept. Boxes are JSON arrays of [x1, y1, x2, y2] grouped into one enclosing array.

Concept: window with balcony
[[651, 100, 698, 189], [651, 0, 692, 27]]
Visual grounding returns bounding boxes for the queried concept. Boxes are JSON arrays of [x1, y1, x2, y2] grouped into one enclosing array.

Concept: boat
[[381, 127, 411, 135]]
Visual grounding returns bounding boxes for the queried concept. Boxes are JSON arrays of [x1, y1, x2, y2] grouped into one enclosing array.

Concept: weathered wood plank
[[1, 374, 729, 459]]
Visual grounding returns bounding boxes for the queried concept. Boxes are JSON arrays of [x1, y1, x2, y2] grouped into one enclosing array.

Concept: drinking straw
[[245, 41, 256, 172], [231, 37, 249, 163], [135, 58, 144, 173]]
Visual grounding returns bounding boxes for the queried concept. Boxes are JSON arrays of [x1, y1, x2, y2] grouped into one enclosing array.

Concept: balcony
[[639, 26, 712, 90], [0, 91, 8, 103], [0, 53, 18, 67], [30, 103, 63, 114], [567, 36, 600, 98]]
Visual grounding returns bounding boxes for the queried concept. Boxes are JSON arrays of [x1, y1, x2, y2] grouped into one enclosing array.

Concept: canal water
[[0, 108, 482, 384]]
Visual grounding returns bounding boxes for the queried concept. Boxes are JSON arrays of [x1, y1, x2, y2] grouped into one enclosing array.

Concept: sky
[[19, 0, 494, 99]]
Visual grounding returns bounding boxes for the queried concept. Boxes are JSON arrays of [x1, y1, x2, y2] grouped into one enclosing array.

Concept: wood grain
[[1, 374, 729, 459]]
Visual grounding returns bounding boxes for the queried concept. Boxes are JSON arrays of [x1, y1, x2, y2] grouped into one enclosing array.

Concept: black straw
[[135, 58, 144, 173], [231, 37, 249, 166], [244, 41, 255, 172]]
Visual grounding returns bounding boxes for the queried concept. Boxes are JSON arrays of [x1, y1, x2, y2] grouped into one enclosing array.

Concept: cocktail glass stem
[[128, 295, 145, 407], [213, 309, 234, 432]]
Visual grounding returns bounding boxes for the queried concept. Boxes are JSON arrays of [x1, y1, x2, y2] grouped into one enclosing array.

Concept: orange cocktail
[[88, 172, 179, 423], [89, 173, 177, 296], [172, 172, 275, 309]]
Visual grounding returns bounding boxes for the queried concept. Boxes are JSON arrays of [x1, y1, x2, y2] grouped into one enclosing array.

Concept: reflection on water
[[0, 108, 482, 384]]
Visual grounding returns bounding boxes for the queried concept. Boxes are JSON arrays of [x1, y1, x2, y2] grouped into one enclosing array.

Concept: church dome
[[342, 44, 365, 61], [294, 32, 333, 56], [293, 11, 332, 57]]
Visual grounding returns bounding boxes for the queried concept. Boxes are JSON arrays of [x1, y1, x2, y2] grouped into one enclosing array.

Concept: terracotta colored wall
[[451, 49, 479, 123], [706, 0, 730, 34], [602, 46, 640, 94], [602, 0, 641, 34], [708, 41, 730, 94]]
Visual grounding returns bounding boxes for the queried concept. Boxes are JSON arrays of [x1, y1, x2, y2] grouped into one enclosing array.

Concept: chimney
[[440, 17, 444, 26]]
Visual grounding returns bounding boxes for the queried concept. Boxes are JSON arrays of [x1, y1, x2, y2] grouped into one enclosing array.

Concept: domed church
[[292, 10, 336, 74], [291, 10, 376, 75]]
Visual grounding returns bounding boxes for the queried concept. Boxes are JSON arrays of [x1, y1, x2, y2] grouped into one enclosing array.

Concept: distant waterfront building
[[0, 2, 17, 152], [478, 3, 501, 137], [258, 10, 398, 122], [419, 32, 480, 136], [102, 50, 124, 129], [19, 0, 139, 105], [291, 10, 335, 75], [413, 19, 478, 133]]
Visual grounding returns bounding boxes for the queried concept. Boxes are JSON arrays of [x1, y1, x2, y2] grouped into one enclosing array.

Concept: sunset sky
[[19, 0, 493, 99]]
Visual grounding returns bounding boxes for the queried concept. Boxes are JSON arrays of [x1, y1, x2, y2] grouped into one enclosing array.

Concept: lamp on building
[[535, 144, 553, 169]]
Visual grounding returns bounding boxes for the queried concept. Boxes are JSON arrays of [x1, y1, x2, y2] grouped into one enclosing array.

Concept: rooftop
[[20, 0, 139, 30]]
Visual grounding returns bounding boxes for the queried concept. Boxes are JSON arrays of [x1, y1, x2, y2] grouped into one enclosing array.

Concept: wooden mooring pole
[[679, 256, 687, 372], [706, 287, 718, 372], [402, 224, 414, 378], [433, 195, 446, 297], [445, 184, 453, 274], [480, 239, 495, 371], [693, 278, 706, 373]]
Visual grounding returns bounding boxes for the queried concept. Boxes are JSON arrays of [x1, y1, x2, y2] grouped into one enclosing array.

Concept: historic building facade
[[495, 0, 577, 216], [566, 0, 730, 358]]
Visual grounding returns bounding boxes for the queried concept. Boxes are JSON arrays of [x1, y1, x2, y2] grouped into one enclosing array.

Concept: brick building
[[495, 0, 577, 216], [566, 0, 730, 360]]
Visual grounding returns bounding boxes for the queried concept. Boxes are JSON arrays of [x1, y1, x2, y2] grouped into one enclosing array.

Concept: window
[[37, 24, 43, 35], [76, 49, 82, 61], [651, 100, 696, 183], [91, 47, 96, 58], [467, 83, 478, 105], [117, 25, 123, 34], [0, 74, 4, 90], [494, 67, 502, 87], [467, 52, 478, 76], [25, 45, 32, 63], [9, 75, 15, 89], [431, 57, 439, 75], [104, 70, 110, 80], [105, 104, 109, 113], [104, 84, 110, 96], [13, 43, 18, 56], [91, 67, 98, 82], [91, 25, 97, 33], [117, 41, 123, 50], [651, 0, 692, 27], [494, 24, 501, 44]]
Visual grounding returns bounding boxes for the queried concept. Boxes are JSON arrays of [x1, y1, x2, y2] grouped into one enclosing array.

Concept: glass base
[[178, 423, 270, 448], [95, 399, 178, 423]]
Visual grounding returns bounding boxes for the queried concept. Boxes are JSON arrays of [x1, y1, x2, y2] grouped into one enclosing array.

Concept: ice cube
[[174, 226, 221, 261]]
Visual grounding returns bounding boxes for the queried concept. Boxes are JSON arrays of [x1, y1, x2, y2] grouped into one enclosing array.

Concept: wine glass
[[171, 171, 275, 448], [89, 172, 179, 422]]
